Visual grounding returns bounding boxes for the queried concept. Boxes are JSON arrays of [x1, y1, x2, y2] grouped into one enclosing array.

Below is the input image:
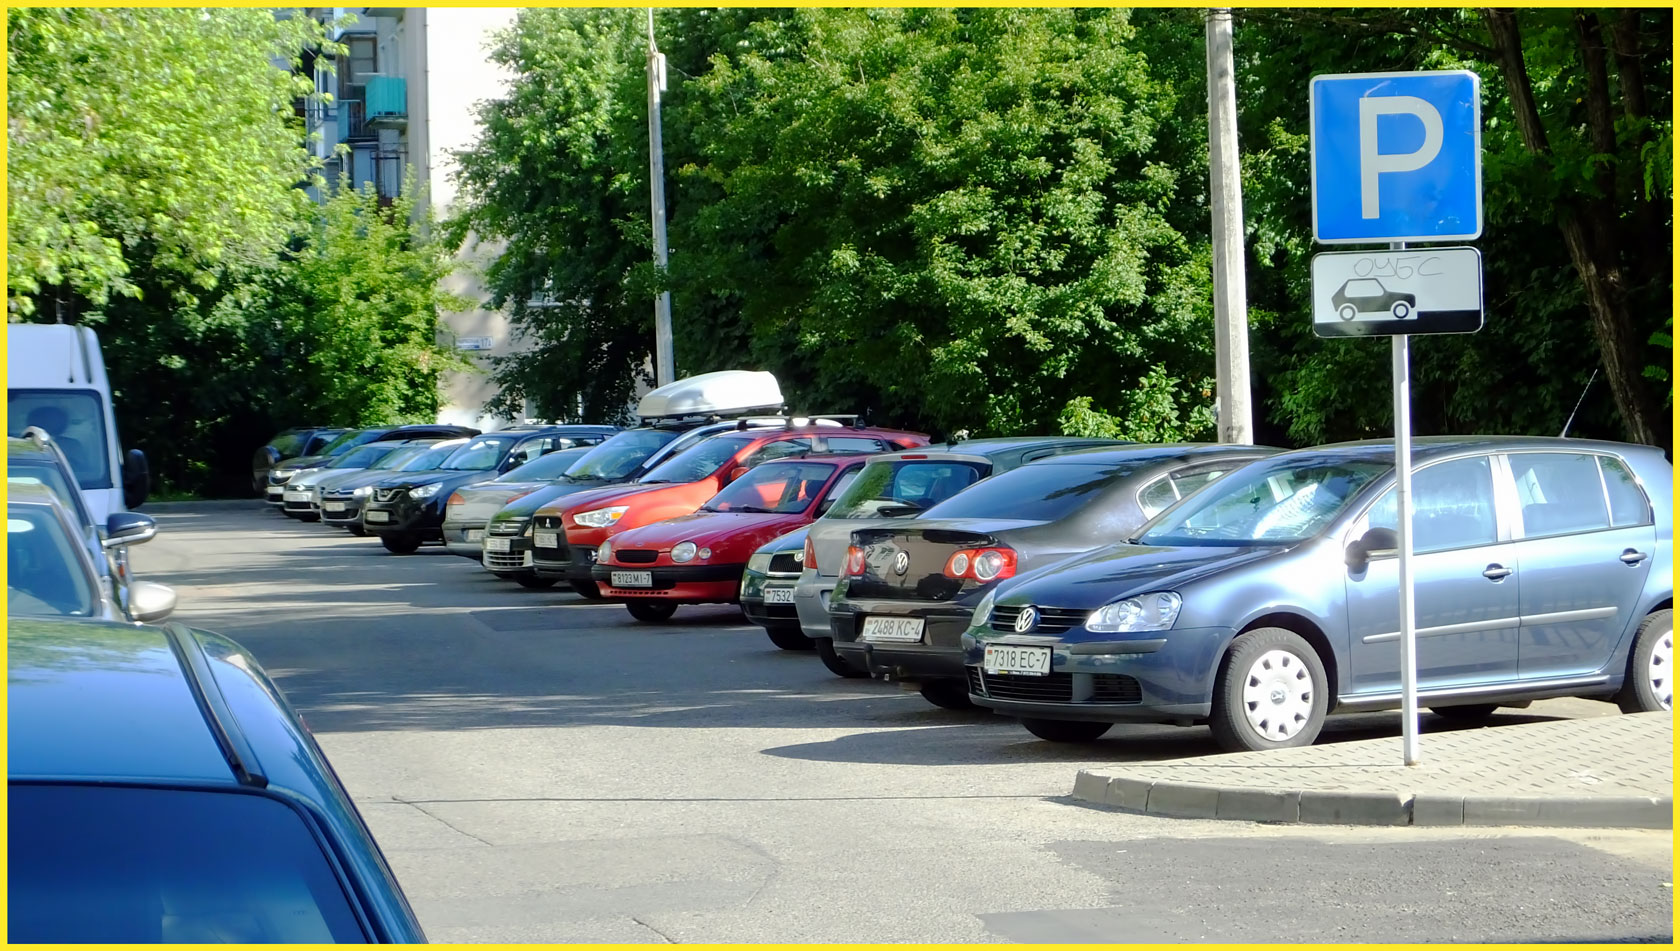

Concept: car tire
[[346, 525, 367, 537], [1429, 703, 1499, 722], [515, 575, 558, 590], [1338, 303, 1357, 321], [380, 533, 423, 555], [918, 678, 975, 711], [1616, 608, 1674, 713], [1209, 627, 1329, 753], [1020, 718, 1112, 743], [765, 624, 815, 651], [816, 637, 869, 679], [569, 580, 602, 600], [1390, 300, 1412, 319], [626, 599, 678, 623]]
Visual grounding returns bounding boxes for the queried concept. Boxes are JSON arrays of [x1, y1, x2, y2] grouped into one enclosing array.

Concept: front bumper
[[319, 496, 366, 525], [590, 562, 743, 601], [962, 625, 1236, 723], [739, 571, 802, 629], [281, 487, 319, 515], [531, 529, 596, 582], [362, 496, 443, 537], [830, 600, 974, 681], [265, 483, 286, 505]]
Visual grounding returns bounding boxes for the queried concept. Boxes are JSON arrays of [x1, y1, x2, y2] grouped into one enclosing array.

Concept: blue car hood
[[998, 542, 1285, 610]]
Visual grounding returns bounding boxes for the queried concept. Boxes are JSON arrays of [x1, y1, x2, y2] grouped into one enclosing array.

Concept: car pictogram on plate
[[1331, 278, 1417, 320]]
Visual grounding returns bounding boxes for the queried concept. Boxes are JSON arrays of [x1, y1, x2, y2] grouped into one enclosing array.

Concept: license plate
[[284, 490, 309, 502], [365, 510, 390, 523], [861, 616, 925, 643], [611, 570, 653, 588], [762, 585, 795, 605], [485, 537, 511, 553], [983, 644, 1052, 676], [466, 529, 484, 542], [534, 531, 559, 549], [323, 502, 346, 513]]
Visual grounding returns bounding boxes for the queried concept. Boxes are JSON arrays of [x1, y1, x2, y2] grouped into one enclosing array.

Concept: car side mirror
[[122, 449, 150, 509], [104, 511, 158, 548], [126, 580, 177, 623], [1345, 526, 1400, 570]]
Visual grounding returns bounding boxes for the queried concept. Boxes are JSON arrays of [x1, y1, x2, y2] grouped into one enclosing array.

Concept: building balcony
[[336, 99, 373, 142], [365, 75, 407, 128]]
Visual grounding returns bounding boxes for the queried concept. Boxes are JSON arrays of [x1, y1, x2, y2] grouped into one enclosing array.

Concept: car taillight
[[447, 492, 466, 506], [843, 545, 867, 577], [804, 536, 818, 572], [942, 547, 1016, 582]]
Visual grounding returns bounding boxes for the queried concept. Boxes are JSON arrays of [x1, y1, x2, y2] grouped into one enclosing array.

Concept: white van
[[7, 324, 148, 522]]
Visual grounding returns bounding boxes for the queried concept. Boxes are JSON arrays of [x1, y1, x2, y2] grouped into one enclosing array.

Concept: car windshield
[[395, 444, 460, 471], [8, 504, 95, 617], [496, 447, 586, 483], [268, 431, 308, 458], [8, 389, 112, 490], [703, 461, 838, 514], [10, 461, 91, 529], [562, 428, 680, 481], [825, 459, 988, 518], [922, 462, 1145, 522], [329, 444, 399, 469], [9, 784, 365, 943], [638, 434, 756, 484], [1137, 454, 1390, 546], [440, 435, 518, 471], [315, 428, 383, 458]]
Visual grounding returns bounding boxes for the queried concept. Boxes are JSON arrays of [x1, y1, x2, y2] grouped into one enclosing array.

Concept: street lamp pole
[[1205, 8, 1252, 444], [646, 8, 675, 386]]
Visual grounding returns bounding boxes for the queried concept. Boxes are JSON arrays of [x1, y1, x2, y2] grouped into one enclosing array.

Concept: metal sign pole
[[1392, 239, 1421, 766]]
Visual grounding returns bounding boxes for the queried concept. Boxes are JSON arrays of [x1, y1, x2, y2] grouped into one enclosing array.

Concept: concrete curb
[[1071, 771, 1674, 829], [142, 499, 267, 512]]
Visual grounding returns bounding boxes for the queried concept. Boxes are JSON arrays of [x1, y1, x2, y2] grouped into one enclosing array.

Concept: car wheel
[[1020, 718, 1112, 743], [346, 525, 367, 537], [1209, 627, 1329, 752], [1337, 303, 1357, 321], [918, 678, 975, 711], [515, 575, 558, 590], [816, 637, 869, 679], [380, 533, 423, 555], [569, 580, 602, 600], [765, 624, 815, 651], [1617, 608, 1674, 713], [1390, 300, 1412, 319], [1429, 703, 1499, 722], [626, 599, 678, 623]]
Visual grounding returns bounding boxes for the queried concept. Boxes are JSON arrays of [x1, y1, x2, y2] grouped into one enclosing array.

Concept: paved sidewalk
[[1072, 712, 1673, 828]]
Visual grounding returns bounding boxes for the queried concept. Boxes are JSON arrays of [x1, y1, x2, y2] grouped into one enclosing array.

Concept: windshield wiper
[[729, 505, 772, 514]]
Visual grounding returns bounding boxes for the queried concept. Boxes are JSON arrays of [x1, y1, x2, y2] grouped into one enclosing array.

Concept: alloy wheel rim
[[1647, 623, 1673, 711], [1241, 649, 1314, 740]]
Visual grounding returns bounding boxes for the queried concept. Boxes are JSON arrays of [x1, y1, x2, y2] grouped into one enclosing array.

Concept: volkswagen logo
[[1014, 606, 1038, 633], [892, 551, 910, 575]]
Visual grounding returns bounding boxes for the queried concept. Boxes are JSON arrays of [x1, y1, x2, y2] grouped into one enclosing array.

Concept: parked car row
[[261, 372, 1676, 756]]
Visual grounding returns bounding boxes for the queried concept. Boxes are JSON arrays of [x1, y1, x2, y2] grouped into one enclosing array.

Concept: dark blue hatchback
[[8, 617, 426, 943]]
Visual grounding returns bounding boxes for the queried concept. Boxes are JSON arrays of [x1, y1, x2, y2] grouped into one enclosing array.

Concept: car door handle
[[1482, 564, 1513, 581], [1620, 549, 1650, 566]]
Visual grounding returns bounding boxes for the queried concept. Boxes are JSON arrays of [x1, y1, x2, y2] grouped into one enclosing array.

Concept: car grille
[[615, 549, 659, 564], [990, 606, 1088, 635], [488, 519, 528, 537], [484, 550, 534, 571], [374, 488, 403, 503], [768, 551, 802, 575], [967, 669, 1142, 705], [535, 515, 564, 531]]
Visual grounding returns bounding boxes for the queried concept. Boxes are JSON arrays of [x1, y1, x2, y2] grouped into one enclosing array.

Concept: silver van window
[[7, 390, 111, 490]]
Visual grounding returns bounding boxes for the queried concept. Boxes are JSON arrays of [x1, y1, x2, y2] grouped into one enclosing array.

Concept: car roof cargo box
[[636, 370, 785, 422]]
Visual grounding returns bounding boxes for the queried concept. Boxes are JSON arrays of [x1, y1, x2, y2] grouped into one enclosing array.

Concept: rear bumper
[[793, 574, 838, 640], [441, 523, 488, 559], [830, 599, 976, 681]]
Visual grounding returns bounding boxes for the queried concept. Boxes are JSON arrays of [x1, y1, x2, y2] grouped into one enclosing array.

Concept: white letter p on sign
[[1358, 95, 1444, 219]]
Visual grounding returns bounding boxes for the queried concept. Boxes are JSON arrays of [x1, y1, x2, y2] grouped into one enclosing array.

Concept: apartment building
[[300, 7, 526, 430]]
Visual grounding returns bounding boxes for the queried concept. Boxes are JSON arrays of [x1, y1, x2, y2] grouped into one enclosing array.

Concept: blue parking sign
[[1311, 70, 1482, 244]]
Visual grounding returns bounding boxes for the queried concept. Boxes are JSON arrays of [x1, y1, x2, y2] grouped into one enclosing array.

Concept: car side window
[[744, 437, 812, 468], [825, 436, 887, 454], [1364, 455, 1499, 554], [1137, 477, 1179, 518], [1599, 456, 1653, 528], [1508, 452, 1611, 538]]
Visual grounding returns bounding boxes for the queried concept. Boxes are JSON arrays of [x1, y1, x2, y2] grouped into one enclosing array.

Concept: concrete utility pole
[[646, 8, 675, 386], [1205, 9, 1253, 444]]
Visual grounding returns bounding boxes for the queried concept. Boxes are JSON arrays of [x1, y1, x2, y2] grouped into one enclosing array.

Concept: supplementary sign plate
[[1311, 246, 1482, 337]]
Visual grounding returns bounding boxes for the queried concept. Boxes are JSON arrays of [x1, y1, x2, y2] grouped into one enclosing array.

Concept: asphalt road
[[137, 501, 1674, 943]]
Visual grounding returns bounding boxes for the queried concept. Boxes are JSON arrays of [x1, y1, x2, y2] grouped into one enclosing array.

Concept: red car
[[546, 420, 926, 597], [594, 455, 874, 622]]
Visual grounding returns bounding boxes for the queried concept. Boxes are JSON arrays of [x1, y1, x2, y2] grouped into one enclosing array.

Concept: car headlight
[[971, 589, 997, 628], [409, 482, 444, 500], [522, 521, 533, 537], [575, 505, 629, 528], [352, 486, 374, 498], [1085, 592, 1182, 633], [671, 541, 699, 563], [747, 551, 773, 573]]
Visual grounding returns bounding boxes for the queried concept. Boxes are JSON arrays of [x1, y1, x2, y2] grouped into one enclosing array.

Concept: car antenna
[[1559, 368, 1599, 438]]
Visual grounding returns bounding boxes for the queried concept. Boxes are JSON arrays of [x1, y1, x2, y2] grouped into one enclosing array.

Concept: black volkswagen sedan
[[830, 444, 1275, 709]]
